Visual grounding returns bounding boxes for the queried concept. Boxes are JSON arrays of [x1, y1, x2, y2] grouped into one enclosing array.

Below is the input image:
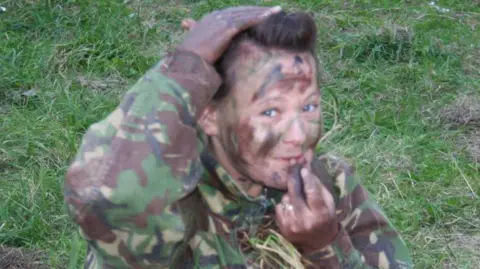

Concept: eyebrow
[[255, 96, 285, 105], [305, 91, 321, 101], [254, 91, 320, 106]]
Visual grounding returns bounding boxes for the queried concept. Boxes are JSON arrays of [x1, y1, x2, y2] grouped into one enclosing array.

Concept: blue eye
[[262, 109, 278, 117], [303, 104, 318, 112]]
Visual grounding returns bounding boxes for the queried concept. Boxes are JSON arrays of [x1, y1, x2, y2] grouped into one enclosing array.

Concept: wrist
[[160, 49, 211, 75], [158, 49, 221, 118]]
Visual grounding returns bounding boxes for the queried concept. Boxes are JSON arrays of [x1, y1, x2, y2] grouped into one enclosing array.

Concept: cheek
[[235, 118, 261, 158], [248, 117, 275, 146], [306, 117, 322, 143], [272, 117, 293, 134], [236, 121, 252, 144], [252, 124, 269, 144], [238, 117, 283, 159]]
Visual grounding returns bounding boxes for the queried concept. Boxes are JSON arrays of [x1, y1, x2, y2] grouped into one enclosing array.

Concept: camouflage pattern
[[64, 49, 413, 269]]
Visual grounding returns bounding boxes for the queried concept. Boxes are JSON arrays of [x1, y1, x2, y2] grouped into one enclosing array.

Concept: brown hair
[[213, 11, 318, 101]]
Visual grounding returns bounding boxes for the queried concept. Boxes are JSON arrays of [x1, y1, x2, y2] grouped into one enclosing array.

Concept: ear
[[198, 104, 219, 136]]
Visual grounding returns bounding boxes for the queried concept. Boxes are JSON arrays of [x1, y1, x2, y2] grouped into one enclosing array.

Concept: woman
[[64, 6, 413, 268]]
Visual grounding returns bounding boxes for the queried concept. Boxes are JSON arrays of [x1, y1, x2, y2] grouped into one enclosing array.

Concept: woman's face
[[211, 49, 322, 191]]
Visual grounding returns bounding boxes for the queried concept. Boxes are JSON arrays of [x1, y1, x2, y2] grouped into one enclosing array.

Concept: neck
[[209, 136, 264, 197]]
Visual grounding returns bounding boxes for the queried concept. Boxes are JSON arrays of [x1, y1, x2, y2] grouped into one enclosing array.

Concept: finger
[[287, 166, 307, 206], [275, 201, 289, 228], [181, 18, 196, 30], [277, 195, 293, 215], [226, 6, 282, 30], [275, 207, 289, 235], [275, 198, 295, 230], [320, 181, 336, 217], [204, 6, 269, 24], [301, 167, 327, 209], [304, 149, 315, 165], [292, 164, 307, 202], [218, 5, 280, 17], [233, 7, 282, 29]]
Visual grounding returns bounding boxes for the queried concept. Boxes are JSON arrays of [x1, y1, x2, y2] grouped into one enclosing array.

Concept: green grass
[[1, 0, 479, 268]]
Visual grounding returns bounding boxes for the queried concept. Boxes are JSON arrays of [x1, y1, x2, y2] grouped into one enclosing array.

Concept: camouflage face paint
[[215, 99, 247, 167], [271, 172, 281, 183], [244, 51, 275, 78], [210, 50, 325, 191], [304, 117, 323, 152], [256, 129, 282, 157], [294, 55, 303, 64], [251, 64, 284, 103], [254, 115, 310, 158]]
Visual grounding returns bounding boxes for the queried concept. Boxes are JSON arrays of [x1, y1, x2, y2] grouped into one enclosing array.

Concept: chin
[[256, 170, 290, 191]]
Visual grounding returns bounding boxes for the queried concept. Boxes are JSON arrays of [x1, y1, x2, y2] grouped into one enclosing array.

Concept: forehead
[[232, 45, 317, 80], [228, 48, 318, 103]]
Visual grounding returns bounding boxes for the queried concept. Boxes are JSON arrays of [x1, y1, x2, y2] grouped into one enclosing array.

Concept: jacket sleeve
[[304, 155, 414, 269], [63, 50, 221, 268]]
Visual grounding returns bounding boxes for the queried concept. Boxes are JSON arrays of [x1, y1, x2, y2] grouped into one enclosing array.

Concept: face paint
[[271, 172, 281, 183], [244, 51, 275, 78], [251, 64, 284, 103], [209, 49, 323, 192], [256, 129, 282, 157], [294, 55, 303, 64]]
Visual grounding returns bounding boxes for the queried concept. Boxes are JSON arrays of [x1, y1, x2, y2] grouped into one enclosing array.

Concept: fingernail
[[270, 6, 282, 12], [263, 6, 282, 17], [301, 168, 309, 178]]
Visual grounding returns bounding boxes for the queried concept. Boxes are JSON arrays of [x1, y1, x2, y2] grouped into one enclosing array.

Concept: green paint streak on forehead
[[234, 51, 279, 82], [231, 42, 299, 84]]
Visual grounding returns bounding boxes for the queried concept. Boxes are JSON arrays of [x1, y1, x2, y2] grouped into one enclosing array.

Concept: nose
[[282, 119, 307, 146]]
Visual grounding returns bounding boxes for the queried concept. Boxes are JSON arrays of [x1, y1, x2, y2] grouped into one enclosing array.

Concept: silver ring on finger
[[281, 202, 294, 211]]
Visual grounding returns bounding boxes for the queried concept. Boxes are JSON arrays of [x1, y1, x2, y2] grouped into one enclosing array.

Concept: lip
[[278, 154, 305, 163]]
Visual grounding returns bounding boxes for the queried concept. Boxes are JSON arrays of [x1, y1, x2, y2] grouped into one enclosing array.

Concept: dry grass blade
[[451, 155, 477, 198], [248, 229, 305, 269]]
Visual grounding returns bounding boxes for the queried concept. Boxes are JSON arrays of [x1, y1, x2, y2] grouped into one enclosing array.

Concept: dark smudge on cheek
[[305, 118, 323, 150], [235, 120, 257, 163], [257, 129, 282, 157], [271, 172, 281, 183], [251, 64, 284, 103]]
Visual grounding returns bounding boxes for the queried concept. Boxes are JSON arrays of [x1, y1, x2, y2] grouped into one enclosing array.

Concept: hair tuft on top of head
[[212, 11, 318, 101], [245, 11, 317, 52]]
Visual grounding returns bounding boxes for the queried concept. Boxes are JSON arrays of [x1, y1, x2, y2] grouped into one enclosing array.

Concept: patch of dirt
[[439, 95, 480, 163], [463, 48, 480, 78], [462, 130, 480, 164], [0, 246, 49, 269], [446, 233, 480, 265], [440, 95, 480, 128]]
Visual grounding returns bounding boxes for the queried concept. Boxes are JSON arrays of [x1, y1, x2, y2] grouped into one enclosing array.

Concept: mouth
[[278, 154, 306, 164]]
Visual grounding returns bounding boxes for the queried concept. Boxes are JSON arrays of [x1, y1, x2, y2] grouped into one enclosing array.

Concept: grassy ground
[[1, 0, 479, 268]]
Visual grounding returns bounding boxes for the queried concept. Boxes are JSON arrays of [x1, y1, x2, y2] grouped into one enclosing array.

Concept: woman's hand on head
[[177, 6, 282, 64], [275, 164, 339, 254]]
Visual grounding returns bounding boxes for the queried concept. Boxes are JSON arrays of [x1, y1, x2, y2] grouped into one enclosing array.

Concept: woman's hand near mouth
[[274, 152, 339, 254]]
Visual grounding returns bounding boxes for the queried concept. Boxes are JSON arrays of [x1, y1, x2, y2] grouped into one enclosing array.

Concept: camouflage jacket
[[64, 50, 414, 269]]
